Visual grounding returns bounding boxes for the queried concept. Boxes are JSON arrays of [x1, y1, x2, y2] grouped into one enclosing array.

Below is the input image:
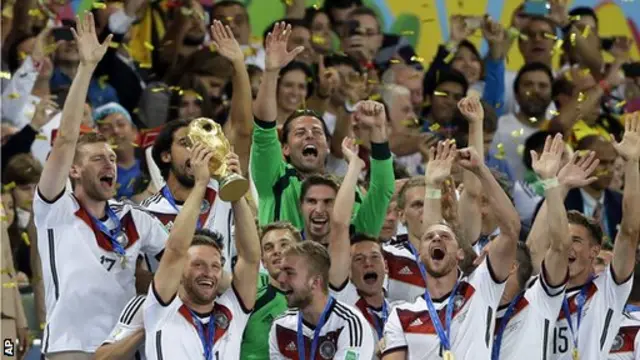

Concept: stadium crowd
[[1, 0, 640, 359]]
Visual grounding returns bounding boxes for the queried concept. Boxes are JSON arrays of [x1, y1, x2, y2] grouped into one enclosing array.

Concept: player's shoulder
[[140, 191, 164, 208], [118, 295, 147, 325], [273, 309, 299, 326], [333, 300, 368, 325], [114, 198, 163, 223], [383, 236, 410, 255]]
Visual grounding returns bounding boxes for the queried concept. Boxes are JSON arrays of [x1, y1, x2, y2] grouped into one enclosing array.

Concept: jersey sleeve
[[33, 188, 76, 227], [269, 321, 287, 360], [468, 257, 508, 307], [381, 306, 408, 357], [103, 295, 146, 344], [335, 310, 374, 360], [144, 282, 181, 332], [135, 210, 168, 258], [329, 280, 360, 305], [525, 261, 567, 320], [604, 265, 634, 312]]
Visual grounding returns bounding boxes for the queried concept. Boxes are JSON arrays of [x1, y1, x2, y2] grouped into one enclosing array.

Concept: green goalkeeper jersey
[[240, 273, 288, 360]]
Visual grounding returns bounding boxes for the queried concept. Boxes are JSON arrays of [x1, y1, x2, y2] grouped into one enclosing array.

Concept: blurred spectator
[[263, 19, 316, 66], [274, 61, 314, 127], [304, 7, 334, 56], [382, 64, 424, 114], [339, 7, 383, 66], [211, 0, 265, 69]]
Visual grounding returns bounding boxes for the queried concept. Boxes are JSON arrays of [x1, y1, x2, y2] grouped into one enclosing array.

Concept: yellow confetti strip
[[443, 52, 455, 64], [151, 87, 165, 93], [19, 51, 27, 60], [429, 123, 441, 132], [552, 39, 564, 53], [181, 8, 194, 16], [528, 117, 538, 123], [284, 0, 293, 5], [569, 15, 581, 21], [140, 63, 152, 69], [311, 35, 326, 45], [550, 110, 560, 116], [615, 100, 627, 109], [3, 281, 17, 288], [570, 32, 577, 47], [495, 143, 506, 159], [243, 47, 257, 57], [131, 142, 139, 148], [544, 33, 558, 40], [98, 75, 109, 89], [169, 86, 181, 92], [580, 68, 591, 77], [21, 232, 30, 246], [127, 177, 136, 189], [433, 91, 448, 97], [28, 8, 43, 17], [0, 71, 10, 79], [312, 3, 320, 10], [178, 89, 185, 96], [516, 144, 525, 155], [581, 25, 591, 38], [410, 56, 424, 63], [133, 108, 140, 114], [511, 128, 524, 138], [306, 77, 314, 83], [40, 323, 46, 330], [401, 30, 415, 36], [109, 42, 120, 49], [144, 42, 154, 51], [3, 182, 16, 191], [367, 79, 378, 84], [92, 2, 107, 9], [354, 139, 363, 145], [401, 119, 420, 127], [577, 92, 585, 103], [110, 144, 118, 149], [35, 134, 48, 140], [0, 268, 11, 275], [45, 43, 59, 55], [368, 93, 382, 101], [564, 71, 573, 81], [389, 59, 401, 64]]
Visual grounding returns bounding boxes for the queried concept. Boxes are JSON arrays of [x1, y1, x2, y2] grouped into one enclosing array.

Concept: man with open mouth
[[381, 140, 521, 360]]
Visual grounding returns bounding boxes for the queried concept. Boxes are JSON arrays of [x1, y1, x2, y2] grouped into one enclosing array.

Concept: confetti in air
[[109, 42, 120, 49], [578, 92, 586, 103], [0, 72, 10, 79], [528, 117, 538, 123], [516, 144, 525, 155], [92, 2, 107, 9], [35, 134, 48, 141], [511, 128, 525, 138], [8, 93, 20, 99], [3, 182, 16, 191], [495, 143, 506, 159], [615, 100, 626, 109], [144, 42, 155, 51], [402, 30, 415, 36], [140, 63, 153, 69], [311, 35, 326, 45], [434, 91, 448, 97], [410, 56, 425, 63], [429, 123, 441, 132], [22, 232, 30, 246]]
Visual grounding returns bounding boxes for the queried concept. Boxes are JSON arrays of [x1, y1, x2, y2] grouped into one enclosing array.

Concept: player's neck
[[499, 279, 521, 307], [361, 289, 385, 309], [408, 231, 421, 250], [425, 268, 458, 299], [301, 292, 330, 326], [166, 173, 192, 202], [75, 188, 108, 218], [268, 276, 283, 290], [179, 288, 215, 314], [568, 268, 593, 289]]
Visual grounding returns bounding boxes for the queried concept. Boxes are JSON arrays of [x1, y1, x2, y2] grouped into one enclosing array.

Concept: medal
[[443, 350, 455, 360], [120, 255, 127, 269], [572, 348, 579, 360]]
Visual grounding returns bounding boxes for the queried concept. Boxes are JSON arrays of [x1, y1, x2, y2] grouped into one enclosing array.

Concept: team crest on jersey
[[611, 334, 624, 351], [200, 200, 210, 214], [453, 294, 466, 310], [215, 312, 229, 330], [319, 340, 336, 359]]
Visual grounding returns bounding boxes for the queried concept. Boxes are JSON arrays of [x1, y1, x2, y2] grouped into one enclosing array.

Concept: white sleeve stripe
[[334, 303, 363, 347], [120, 296, 146, 325], [599, 308, 614, 350]]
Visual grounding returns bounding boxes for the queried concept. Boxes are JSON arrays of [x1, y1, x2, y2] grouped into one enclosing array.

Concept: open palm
[[613, 113, 640, 161], [210, 20, 244, 63], [558, 150, 599, 189], [265, 22, 304, 72], [426, 140, 457, 186], [71, 12, 112, 66], [531, 134, 564, 180]]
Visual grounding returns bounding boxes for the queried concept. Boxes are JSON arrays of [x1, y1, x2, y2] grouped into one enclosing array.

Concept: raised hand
[[316, 57, 339, 99], [457, 96, 484, 124], [613, 112, 640, 162], [210, 20, 244, 64], [31, 26, 56, 63], [609, 36, 633, 60], [264, 22, 304, 72], [353, 100, 385, 129], [31, 95, 60, 131], [548, 0, 570, 27], [71, 12, 113, 67], [481, 17, 505, 45], [456, 146, 483, 173], [426, 140, 457, 186], [341, 137, 365, 168], [531, 133, 565, 180], [450, 15, 477, 43], [343, 71, 368, 104], [190, 142, 214, 185], [224, 151, 242, 175], [557, 150, 599, 188]]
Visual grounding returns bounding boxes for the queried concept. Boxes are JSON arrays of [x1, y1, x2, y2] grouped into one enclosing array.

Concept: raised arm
[[531, 134, 572, 285], [611, 113, 640, 282], [329, 137, 366, 288], [153, 143, 212, 303], [422, 140, 457, 231], [457, 147, 520, 281], [229, 154, 262, 310], [456, 97, 483, 246], [252, 22, 303, 122], [95, 330, 144, 360], [37, 13, 112, 201]]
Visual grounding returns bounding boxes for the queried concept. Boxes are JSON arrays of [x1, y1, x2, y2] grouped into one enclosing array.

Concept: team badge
[[200, 200, 210, 214], [453, 294, 465, 310], [215, 312, 229, 330], [611, 334, 624, 351], [319, 340, 336, 359]]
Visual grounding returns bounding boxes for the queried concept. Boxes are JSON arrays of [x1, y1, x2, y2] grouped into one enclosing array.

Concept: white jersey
[[330, 279, 391, 352], [269, 299, 374, 360], [140, 180, 235, 273], [609, 308, 640, 360], [143, 283, 251, 360], [549, 266, 633, 360], [381, 259, 505, 360], [103, 295, 146, 360], [494, 262, 567, 360], [382, 236, 426, 303], [33, 189, 167, 353]]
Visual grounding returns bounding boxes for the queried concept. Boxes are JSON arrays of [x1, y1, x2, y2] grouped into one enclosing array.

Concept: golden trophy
[[188, 117, 249, 202]]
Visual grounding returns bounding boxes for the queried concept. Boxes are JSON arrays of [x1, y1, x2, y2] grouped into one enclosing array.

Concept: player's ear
[[161, 150, 172, 164], [69, 163, 81, 181]]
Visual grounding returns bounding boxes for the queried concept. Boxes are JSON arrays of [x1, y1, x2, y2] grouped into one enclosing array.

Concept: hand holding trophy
[[188, 118, 249, 201]]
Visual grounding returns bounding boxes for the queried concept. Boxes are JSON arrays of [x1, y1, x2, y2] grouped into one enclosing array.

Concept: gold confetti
[[151, 87, 165, 93], [429, 123, 441, 132], [544, 33, 558, 40], [0, 71, 10, 79], [40, 323, 46, 330], [564, 71, 573, 81], [110, 144, 118, 149], [550, 110, 560, 116], [615, 100, 627, 109], [552, 39, 564, 53], [443, 52, 455, 64], [434, 91, 448, 97], [570, 32, 577, 46], [92, 2, 106, 9], [139, 63, 152, 69], [133, 108, 140, 114], [312, 3, 320, 10], [511, 128, 524, 138], [311, 35, 326, 45], [577, 92, 585, 103], [368, 93, 382, 101], [127, 177, 136, 188], [389, 59, 401, 64], [98, 75, 109, 89], [517, 144, 525, 155], [3, 281, 17, 288], [21, 232, 30, 246], [144, 42, 154, 51], [410, 56, 424, 63], [496, 103, 502, 109], [169, 86, 181, 91], [35, 134, 48, 140], [367, 79, 378, 84], [569, 15, 581, 21], [401, 30, 415, 36], [28, 8, 43, 17], [0, 268, 11, 275], [45, 43, 59, 55], [109, 42, 120, 49], [401, 118, 420, 127], [495, 143, 506, 159], [581, 25, 591, 38], [181, 8, 194, 16], [131, 142, 139, 148], [354, 139, 364, 145], [178, 89, 184, 96], [580, 68, 591, 77], [8, 92, 20, 99], [284, 0, 293, 5]]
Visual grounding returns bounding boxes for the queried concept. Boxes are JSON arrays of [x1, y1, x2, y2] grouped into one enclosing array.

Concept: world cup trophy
[[188, 117, 249, 202]]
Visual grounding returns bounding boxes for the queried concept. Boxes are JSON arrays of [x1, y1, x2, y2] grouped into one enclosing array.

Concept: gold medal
[[443, 350, 454, 360], [572, 348, 579, 360], [120, 255, 127, 269]]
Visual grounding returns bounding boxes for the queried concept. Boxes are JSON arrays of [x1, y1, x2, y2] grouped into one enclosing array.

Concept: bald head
[[382, 64, 424, 112]]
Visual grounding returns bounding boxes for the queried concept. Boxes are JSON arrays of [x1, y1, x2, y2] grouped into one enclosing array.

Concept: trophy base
[[219, 173, 250, 202]]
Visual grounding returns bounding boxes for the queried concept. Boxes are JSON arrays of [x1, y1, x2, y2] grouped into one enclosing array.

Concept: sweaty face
[[277, 255, 315, 308], [277, 70, 308, 114], [515, 70, 552, 119], [350, 241, 386, 296], [430, 82, 465, 124], [182, 245, 224, 305], [400, 186, 425, 239], [163, 126, 195, 187], [1, 193, 15, 227], [451, 46, 482, 85], [419, 224, 463, 278], [518, 19, 555, 64], [289, 26, 315, 65], [71, 142, 118, 201], [261, 229, 298, 280], [567, 223, 600, 280], [283, 116, 329, 173], [179, 92, 203, 120], [380, 201, 399, 240], [213, 4, 250, 45], [301, 185, 336, 244], [97, 114, 136, 150]]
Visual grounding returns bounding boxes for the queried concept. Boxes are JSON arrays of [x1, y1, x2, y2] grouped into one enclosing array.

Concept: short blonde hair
[[283, 241, 331, 293]]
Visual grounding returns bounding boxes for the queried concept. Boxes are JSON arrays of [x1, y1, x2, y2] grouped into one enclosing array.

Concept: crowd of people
[[1, 0, 640, 359]]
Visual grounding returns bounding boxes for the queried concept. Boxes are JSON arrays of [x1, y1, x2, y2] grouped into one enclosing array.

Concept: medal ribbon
[[162, 185, 202, 229], [297, 296, 335, 360], [188, 309, 216, 360], [624, 304, 640, 313], [561, 276, 593, 355], [407, 241, 427, 285], [89, 205, 125, 258], [370, 301, 389, 339], [491, 292, 524, 360]]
